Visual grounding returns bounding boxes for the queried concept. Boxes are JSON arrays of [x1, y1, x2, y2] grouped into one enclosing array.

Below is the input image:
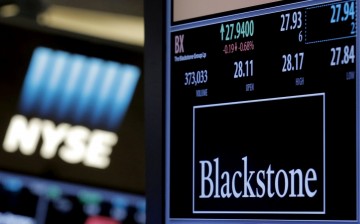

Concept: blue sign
[[19, 47, 140, 131]]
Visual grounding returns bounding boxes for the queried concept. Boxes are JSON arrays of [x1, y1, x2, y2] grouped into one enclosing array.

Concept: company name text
[[2, 115, 118, 169], [199, 156, 318, 199]]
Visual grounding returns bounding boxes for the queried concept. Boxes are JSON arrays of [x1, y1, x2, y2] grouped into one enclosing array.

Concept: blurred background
[[0, 0, 144, 46], [0, 0, 146, 223]]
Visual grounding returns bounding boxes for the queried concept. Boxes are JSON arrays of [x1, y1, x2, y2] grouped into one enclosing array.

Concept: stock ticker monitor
[[0, 18, 145, 224], [145, 0, 359, 223]]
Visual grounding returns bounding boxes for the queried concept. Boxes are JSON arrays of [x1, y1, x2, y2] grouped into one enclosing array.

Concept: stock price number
[[330, 1, 356, 34], [234, 60, 254, 78], [184, 70, 208, 86], [330, 1, 355, 23], [220, 20, 254, 41], [330, 45, 355, 66], [282, 52, 304, 72], [280, 11, 302, 31]]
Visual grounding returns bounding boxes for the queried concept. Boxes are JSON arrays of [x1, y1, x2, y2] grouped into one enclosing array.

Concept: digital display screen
[[166, 0, 358, 222]]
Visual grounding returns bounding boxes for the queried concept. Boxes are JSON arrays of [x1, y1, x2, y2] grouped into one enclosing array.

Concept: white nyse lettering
[[3, 115, 42, 155], [84, 130, 117, 169], [58, 126, 90, 165], [41, 120, 70, 159], [2, 114, 118, 169]]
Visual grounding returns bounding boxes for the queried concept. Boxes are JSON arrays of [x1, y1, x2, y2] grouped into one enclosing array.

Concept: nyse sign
[[0, 46, 141, 170], [3, 115, 117, 169]]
